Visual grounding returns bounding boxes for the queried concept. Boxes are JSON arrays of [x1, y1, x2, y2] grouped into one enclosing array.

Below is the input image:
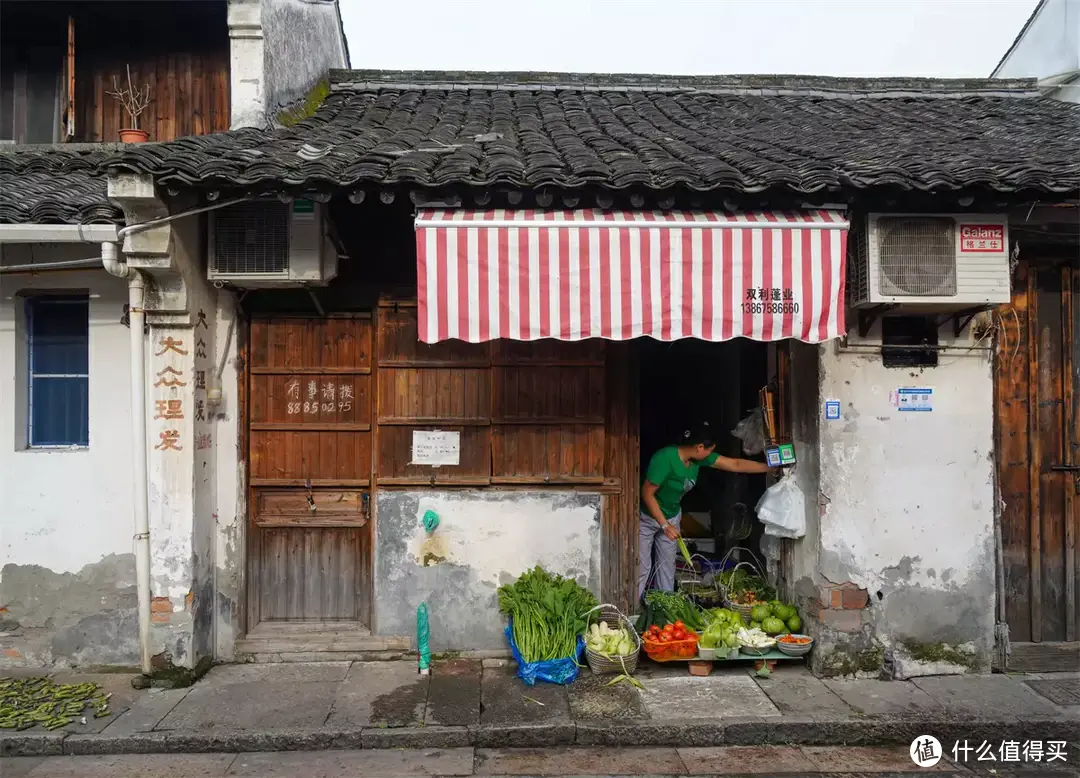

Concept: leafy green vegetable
[[498, 566, 597, 663], [643, 590, 706, 632]]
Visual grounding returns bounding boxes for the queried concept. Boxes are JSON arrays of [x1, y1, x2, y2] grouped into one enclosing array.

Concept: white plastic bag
[[755, 475, 806, 539], [731, 408, 766, 455]]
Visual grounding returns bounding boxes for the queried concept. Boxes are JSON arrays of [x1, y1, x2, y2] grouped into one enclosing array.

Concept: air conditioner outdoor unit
[[208, 200, 338, 286], [848, 214, 1010, 309]]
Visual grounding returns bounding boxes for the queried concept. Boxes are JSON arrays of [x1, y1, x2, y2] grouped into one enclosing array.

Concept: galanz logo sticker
[[958, 224, 1005, 253]]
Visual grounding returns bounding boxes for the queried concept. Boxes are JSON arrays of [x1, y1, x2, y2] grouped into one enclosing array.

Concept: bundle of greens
[[497, 566, 598, 663], [642, 589, 706, 632]]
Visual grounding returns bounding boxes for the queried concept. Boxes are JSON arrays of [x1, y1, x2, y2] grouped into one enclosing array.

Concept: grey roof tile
[[0, 145, 124, 225], [104, 72, 1080, 195]]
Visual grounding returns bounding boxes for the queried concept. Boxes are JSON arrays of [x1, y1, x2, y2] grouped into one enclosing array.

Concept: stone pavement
[[5, 745, 1080, 778], [1, 661, 1077, 758]]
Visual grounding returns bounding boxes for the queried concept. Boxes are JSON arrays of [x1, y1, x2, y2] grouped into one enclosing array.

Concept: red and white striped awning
[[415, 209, 848, 344]]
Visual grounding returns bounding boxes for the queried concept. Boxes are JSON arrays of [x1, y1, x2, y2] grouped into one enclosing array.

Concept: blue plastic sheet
[[505, 622, 584, 686]]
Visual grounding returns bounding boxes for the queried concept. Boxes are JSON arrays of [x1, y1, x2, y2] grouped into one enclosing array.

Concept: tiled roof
[[0, 146, 124, 225], [104, 70, 1080, 196]]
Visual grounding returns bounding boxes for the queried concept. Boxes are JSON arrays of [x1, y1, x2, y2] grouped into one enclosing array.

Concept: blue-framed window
[[26, 296, 90, 447]]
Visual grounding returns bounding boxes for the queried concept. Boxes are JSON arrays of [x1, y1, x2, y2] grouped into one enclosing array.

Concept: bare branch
[[107, 64, 152, 129]]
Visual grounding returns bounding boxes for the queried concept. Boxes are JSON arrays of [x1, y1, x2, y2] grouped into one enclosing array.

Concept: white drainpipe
[[102, 242, 153, 675]]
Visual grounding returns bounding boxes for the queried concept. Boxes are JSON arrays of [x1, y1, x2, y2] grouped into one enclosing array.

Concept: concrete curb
[[2, 715, 1078, 757]]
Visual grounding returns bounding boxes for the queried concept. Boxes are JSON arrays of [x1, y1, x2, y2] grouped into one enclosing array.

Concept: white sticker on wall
[[824, 399, 841, 420], [411, 430, 461, 466]]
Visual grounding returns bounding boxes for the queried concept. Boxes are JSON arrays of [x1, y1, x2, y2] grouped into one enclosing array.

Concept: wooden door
[[246, 315, 374, 626], [996, 262, 1079, 671]]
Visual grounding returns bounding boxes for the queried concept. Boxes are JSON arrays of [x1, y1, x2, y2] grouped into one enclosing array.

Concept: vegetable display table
[[646, 648, 805, 676]]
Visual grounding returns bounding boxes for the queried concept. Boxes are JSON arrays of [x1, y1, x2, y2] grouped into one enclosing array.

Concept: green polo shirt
[[642, 446, 719, 519]]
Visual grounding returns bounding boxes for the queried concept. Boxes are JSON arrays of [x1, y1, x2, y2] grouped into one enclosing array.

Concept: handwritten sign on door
[[411, 430, 460, 467]]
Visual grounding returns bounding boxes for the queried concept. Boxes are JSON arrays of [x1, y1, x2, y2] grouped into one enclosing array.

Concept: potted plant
[[107, 65, 152, 143]]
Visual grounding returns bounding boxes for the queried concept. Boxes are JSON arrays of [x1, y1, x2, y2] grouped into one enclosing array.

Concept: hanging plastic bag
[[755, 475, 806, 539], [731, 408, 766, 455], [505, 621, 584, 686]]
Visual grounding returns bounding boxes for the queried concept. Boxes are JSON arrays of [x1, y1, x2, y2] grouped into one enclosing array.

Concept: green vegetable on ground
[[498, 566, 598, 663], [0, 677, 110, 732]]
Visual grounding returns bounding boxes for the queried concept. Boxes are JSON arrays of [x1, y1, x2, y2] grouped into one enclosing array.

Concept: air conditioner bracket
[[857, 305, 891, 338], [943, 306, 990, 338]]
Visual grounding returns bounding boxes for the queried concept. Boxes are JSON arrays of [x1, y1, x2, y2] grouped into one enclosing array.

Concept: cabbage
[[786, 615, 802, 633], [772, 603, 795, 621], [750, 605, 771, 623], [761, 616, 785, 635]]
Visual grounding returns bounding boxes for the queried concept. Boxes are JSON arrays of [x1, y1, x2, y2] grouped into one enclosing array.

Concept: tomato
[[658, 634, 670, 643], [662, 623, 674, 633], [674, 621, 685, 630], [673, 628, 687, 640]]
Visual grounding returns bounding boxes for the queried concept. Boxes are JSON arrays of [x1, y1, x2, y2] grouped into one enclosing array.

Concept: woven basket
[[718, 555, 771, 621], [583, 604, 641, 675]]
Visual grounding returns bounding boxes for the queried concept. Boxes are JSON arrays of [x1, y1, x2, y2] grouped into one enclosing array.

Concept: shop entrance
[[638, 338, 773, 580]]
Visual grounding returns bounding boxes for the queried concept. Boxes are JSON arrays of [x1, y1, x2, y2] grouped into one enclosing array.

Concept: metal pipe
[[128, 271, 152, 676], [101, 242, 150, 674], [101, 242, 129, 278], [117, 196, 254, 240], [0, 258, 108, 273]]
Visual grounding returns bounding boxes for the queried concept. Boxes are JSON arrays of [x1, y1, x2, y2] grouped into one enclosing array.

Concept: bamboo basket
[[583, 603, 641, 675]]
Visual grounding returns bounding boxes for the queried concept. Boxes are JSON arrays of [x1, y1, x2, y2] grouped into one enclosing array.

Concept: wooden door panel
[[248, 316, 374, 625], [259, 528, 360, 621], [250, 374, 371, 425], [1034, 268, 1068, 642], [250, 430, 372, 484], [997, 263, 1080, 667]]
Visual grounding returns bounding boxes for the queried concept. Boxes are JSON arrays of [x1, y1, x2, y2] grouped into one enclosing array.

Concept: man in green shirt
[[640, 422, 774, 598]]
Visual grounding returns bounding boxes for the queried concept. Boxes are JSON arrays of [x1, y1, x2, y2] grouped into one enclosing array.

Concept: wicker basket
[[583, 604, 641, 675], [718, 555, 772, 621]]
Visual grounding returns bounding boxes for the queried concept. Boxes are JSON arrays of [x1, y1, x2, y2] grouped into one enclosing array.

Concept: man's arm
[[709, 455, 774, 474], [642, 477, 679, 540]]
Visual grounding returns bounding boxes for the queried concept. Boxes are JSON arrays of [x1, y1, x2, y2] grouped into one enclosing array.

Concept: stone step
[[234, 623, 412, 658]]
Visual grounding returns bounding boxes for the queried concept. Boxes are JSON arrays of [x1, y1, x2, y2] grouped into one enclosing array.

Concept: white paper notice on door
[[411, 430, 461, 466]]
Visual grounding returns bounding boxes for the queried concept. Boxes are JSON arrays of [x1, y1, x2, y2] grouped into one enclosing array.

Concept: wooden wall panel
[[72, 3, 229, 142], [378, 305, 489, 365], [996, 262, 1033, 642], [491, 425, 605, 480], [493, 366, 605, 422], [376, 425, 490, 483], [377, 367, 490, 423]]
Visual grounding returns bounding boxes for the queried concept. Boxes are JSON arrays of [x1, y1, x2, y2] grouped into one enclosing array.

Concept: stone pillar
[[227, 0, 266, 129], [108, 174, 220, 672]]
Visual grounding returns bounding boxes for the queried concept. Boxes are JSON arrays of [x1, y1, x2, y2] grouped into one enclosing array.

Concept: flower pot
[[119, 129, 149, 143]]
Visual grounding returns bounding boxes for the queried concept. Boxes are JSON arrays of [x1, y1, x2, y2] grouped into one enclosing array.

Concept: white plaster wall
[[211, 289, 244, 659], [817, 326, 996, 655], [375, 490, 602, 651], [0, 253, 134, 576], [994, 0, 1079, 81], [228, 0, 348, 129]]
